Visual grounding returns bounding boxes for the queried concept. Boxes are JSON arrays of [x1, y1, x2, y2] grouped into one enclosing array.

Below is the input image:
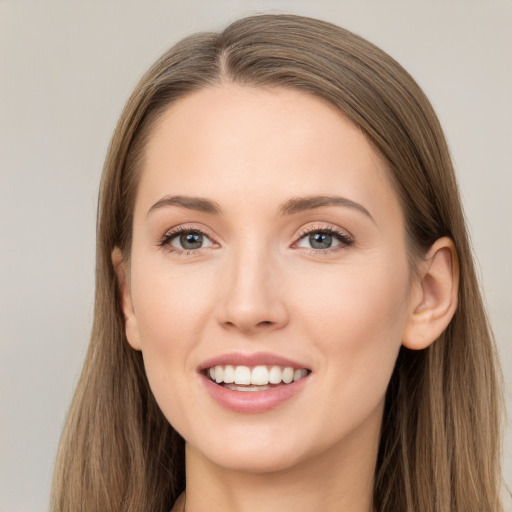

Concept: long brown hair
[[51, 14, 503, 511]]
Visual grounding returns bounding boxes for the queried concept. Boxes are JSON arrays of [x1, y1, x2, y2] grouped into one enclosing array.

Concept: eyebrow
[[277, 195, 374, 222], [147, 194, 374, 222], [147, 195, 222, 217]]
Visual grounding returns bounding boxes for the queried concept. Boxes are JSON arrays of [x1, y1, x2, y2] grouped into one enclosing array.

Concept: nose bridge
[[218, 235, 288, 333]]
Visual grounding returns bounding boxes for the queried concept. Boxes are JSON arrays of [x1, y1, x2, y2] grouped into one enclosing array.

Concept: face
[[119, 84, 417, 473]]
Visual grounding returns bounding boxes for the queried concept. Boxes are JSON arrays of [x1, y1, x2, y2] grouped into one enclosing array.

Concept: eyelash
[[158, 224, 354, 256]]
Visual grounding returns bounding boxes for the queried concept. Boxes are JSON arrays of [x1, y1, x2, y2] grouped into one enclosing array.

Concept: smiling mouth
[[205, 365, 310, 391]]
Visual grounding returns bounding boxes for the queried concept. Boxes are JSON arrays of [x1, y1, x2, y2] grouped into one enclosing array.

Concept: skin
[[114, 84, 458, 512]]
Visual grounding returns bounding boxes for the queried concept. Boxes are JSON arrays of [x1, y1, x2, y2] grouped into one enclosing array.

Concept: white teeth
[[269, 366, 282, 384], [234, 366, 251, 385], [251, 365, 269, 385], [223, 365, 235, 383], [282, 367, 294, 384], [208, 365, 308, 386], [294, 369, 307, 381], [214, 365, 224, 384]]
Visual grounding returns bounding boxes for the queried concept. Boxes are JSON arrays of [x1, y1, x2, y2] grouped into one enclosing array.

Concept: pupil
[[180, 232, 203, 249], [309, 232, 332, 249]]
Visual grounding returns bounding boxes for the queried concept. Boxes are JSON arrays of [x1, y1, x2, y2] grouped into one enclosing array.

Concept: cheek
[[293, 255, 410, 402], [131, 255, 215, 346], [295, 253, 409, 338], [128, 256, 219, 407]]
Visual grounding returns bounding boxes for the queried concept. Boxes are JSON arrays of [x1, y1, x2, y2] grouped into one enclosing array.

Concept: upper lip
[[198, 352, 310, 372]]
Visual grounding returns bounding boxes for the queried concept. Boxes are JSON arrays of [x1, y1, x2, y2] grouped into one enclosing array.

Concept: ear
[[112, 247, 142, 351], [402, 237, 459, 350]]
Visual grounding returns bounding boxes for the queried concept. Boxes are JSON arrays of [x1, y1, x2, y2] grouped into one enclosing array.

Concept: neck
[[180, 402, 382, 512]]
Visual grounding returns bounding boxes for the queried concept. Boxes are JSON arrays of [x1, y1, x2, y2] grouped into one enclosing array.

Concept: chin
[[182, 418, 349, 476], [190, 440, 311, 474]]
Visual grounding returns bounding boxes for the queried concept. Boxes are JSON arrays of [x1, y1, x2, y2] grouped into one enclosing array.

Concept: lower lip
[[200, 374, 309, 414]]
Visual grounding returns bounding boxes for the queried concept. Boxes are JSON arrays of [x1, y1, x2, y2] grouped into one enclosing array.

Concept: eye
[[295, 226, 353, 252], [161, 227, 215, 253]]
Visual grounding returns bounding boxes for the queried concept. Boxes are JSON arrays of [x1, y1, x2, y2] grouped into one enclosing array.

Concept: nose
[[216, 245, 289, 335]]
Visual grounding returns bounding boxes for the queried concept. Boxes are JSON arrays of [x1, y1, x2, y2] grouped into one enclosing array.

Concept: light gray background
[[1, 1, 511, 510]]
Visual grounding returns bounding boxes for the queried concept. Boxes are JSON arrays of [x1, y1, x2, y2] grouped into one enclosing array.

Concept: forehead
[[136, 84, 401, 223]]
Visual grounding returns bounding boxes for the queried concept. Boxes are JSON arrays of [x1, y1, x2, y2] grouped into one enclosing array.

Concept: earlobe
[[402, 237, 459, 350], [112, 247, 142, 351]]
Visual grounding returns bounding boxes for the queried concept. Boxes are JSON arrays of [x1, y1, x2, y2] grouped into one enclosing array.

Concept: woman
[[51, 14, 503, 512]]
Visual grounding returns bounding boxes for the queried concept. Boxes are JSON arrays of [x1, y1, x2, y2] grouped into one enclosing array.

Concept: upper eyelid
[[296, 223, 353, 239], [163, 223, 217, 239]]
